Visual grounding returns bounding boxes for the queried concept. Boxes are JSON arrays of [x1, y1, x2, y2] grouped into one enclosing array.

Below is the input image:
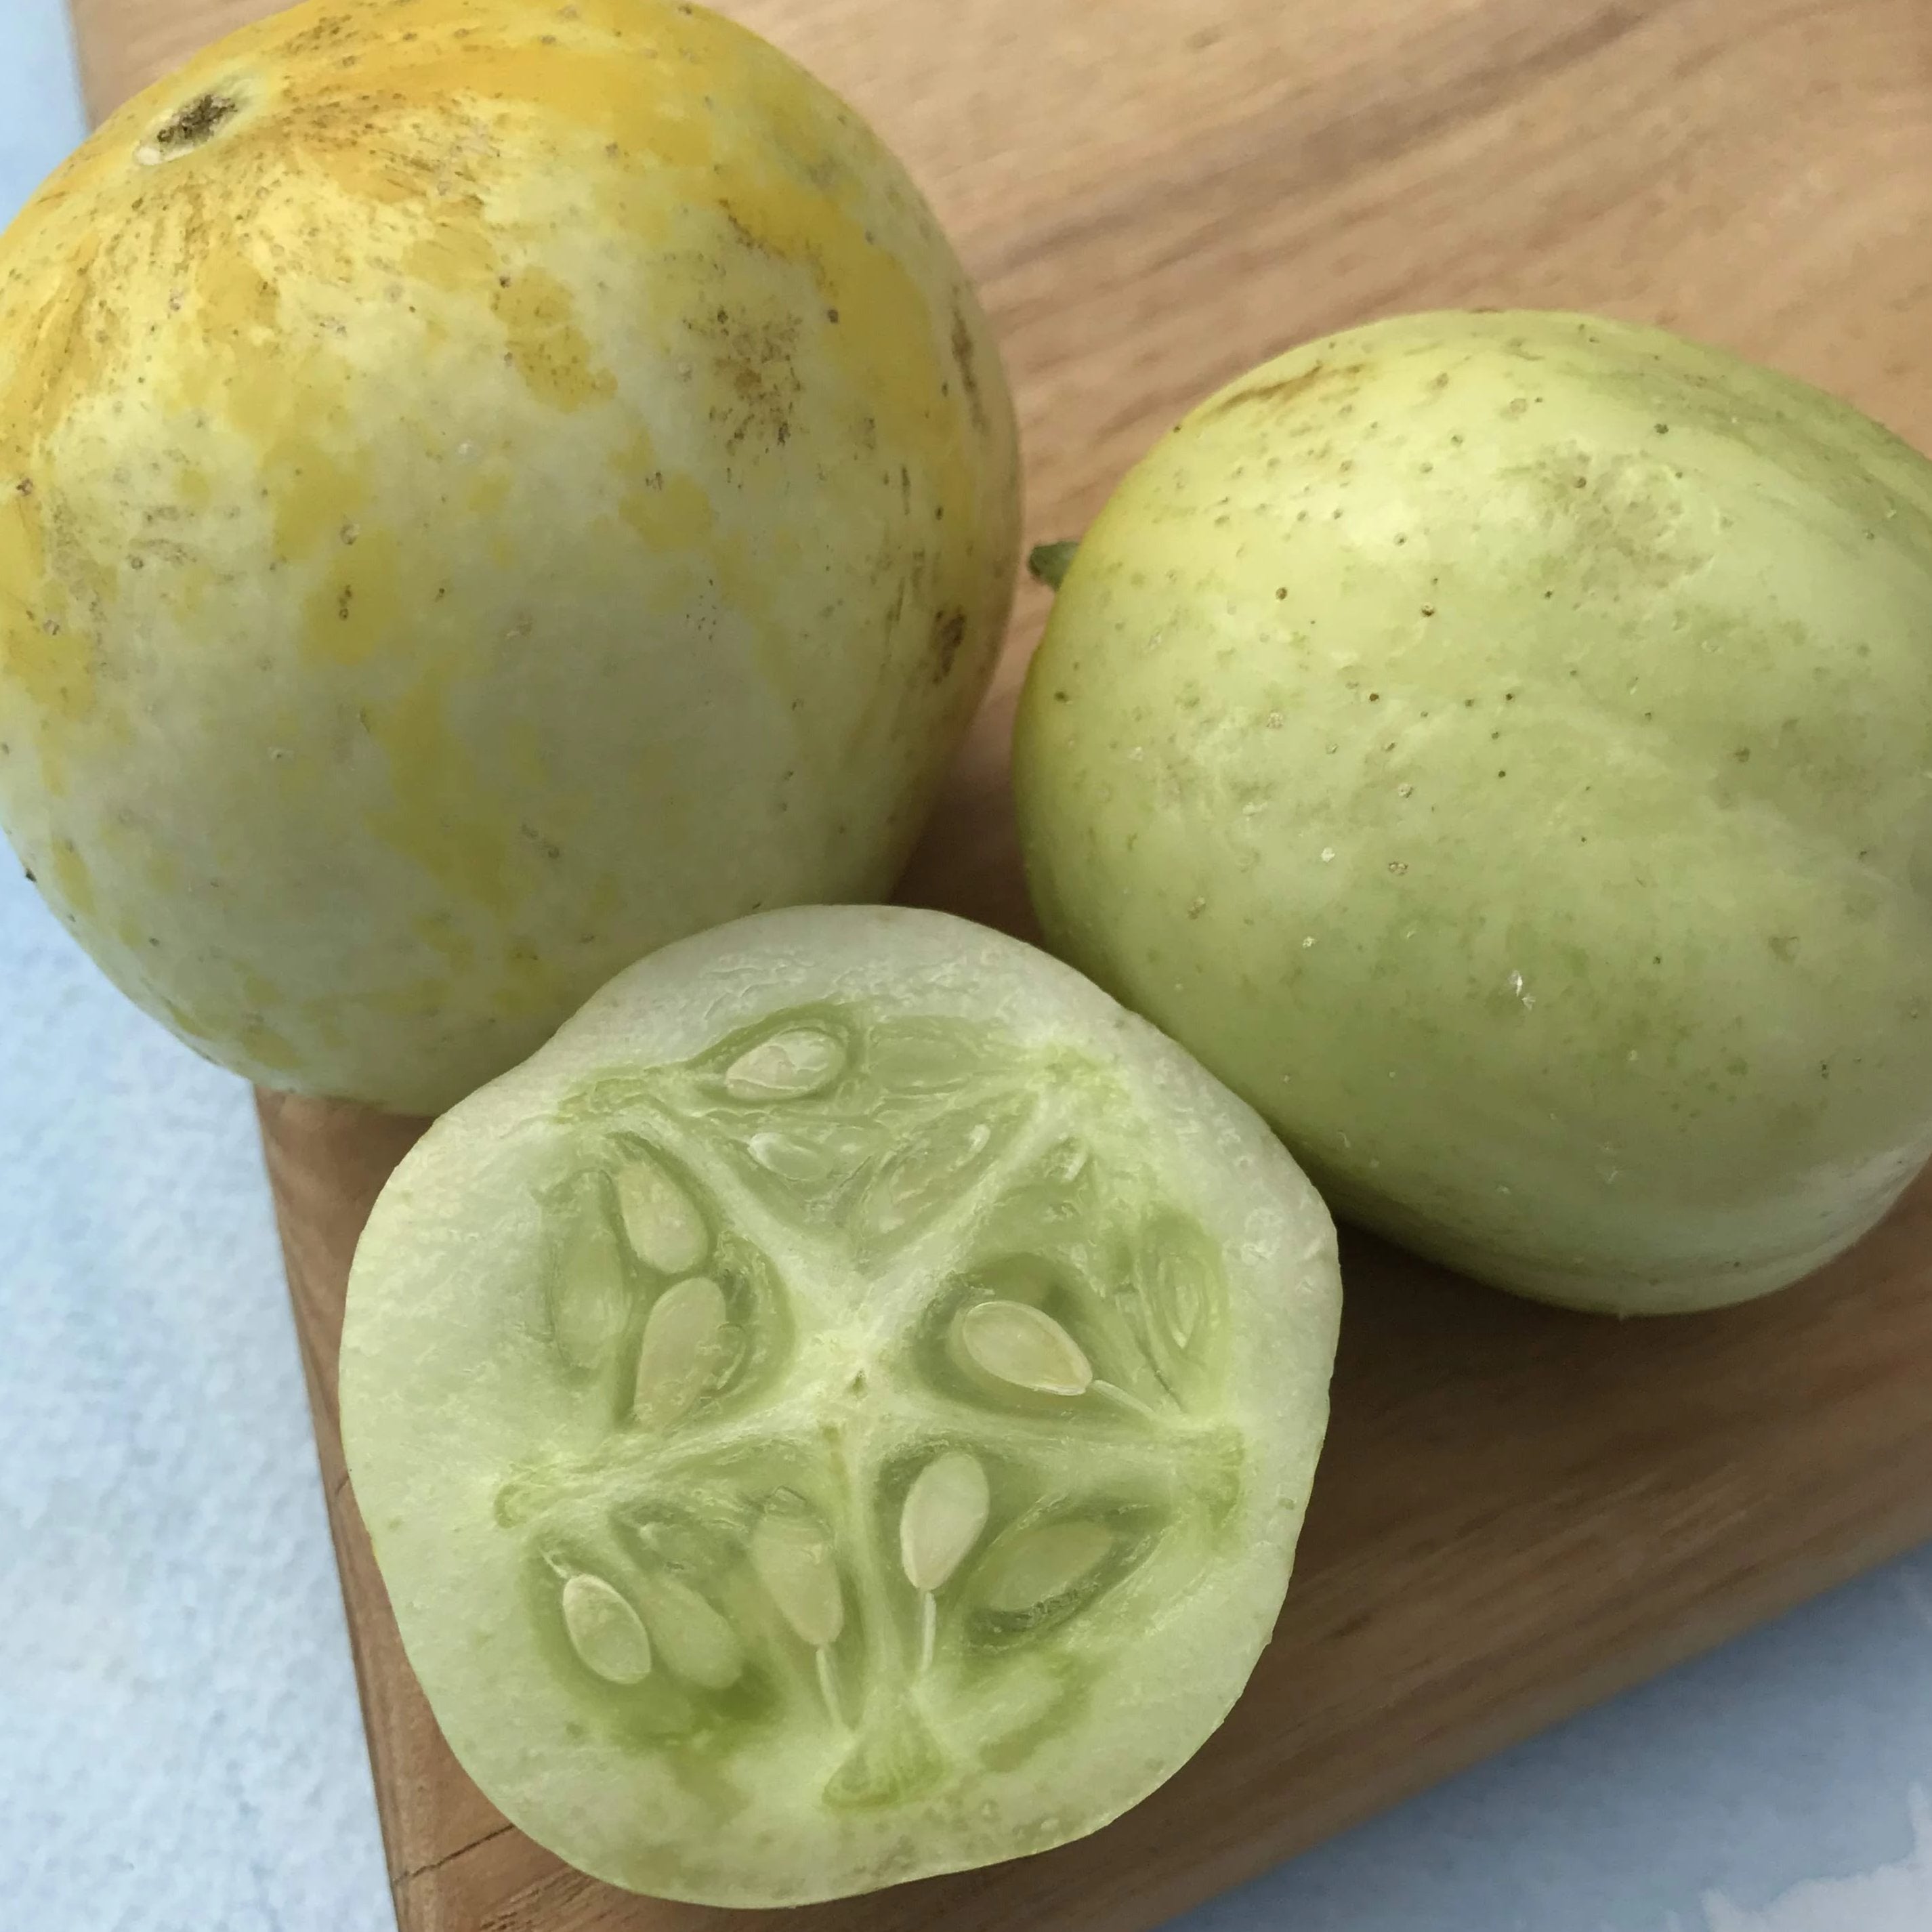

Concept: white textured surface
[[3, 9, 1931, 1930], [0, 862, 394, 1932], [1698, 1792, 1931, 1932]]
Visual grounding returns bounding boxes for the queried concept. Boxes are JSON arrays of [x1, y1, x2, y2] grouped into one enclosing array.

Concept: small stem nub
[[1027, 539, 1080, 591]]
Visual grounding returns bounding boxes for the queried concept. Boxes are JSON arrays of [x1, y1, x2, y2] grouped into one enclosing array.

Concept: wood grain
[[66, 0, 1932, 1927]]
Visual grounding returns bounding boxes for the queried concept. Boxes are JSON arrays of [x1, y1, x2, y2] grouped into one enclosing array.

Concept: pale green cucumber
[[339, 906, 1340, 1906]]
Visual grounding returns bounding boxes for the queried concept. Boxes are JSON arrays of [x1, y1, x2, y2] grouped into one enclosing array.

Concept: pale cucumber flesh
[[339, 908, 1340, 1906]]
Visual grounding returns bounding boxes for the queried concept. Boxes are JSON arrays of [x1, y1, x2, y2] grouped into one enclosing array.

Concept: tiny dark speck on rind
[[21, 866, 34, 883]]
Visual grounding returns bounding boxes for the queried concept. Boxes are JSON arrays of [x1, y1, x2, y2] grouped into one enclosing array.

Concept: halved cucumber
[[339, 906, 1341, 1906]]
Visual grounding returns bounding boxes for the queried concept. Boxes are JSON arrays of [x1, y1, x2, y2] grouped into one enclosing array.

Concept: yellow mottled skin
[[0, 0, 1020, 1110]]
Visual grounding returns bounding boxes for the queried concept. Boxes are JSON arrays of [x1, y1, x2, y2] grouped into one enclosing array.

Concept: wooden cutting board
[[65, 0, 1932, 1928]]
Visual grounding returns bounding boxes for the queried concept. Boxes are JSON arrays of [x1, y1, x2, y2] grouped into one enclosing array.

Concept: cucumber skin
[[1017, 309, 1932, 1314]]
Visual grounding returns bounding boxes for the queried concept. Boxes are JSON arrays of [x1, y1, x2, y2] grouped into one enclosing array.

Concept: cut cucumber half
[[339, 906, 1341, 1906]]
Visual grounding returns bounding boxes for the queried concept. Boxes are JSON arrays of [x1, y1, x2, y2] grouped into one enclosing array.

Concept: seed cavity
[[749, 1129, 840, 1183], [724, 1028, 846, 1101], [1164, 1260, 1203, 1349], [750, 1500, 845, 1649], [1143, 1221, 1216, 1351], [976, 1521, 1113, 1616], [864, 1019, 984, 1093], [860, 1106, 1007, 1245], [633, 1277, 733, 1429], [547, 1179, 630, 1370], [959, 1300, 1093, 1397], [614, 1152, 709, 1275], [900, 1451, 991, 1593], [637, 1573, 744, 1690], [560, 1572, 653, 1683]]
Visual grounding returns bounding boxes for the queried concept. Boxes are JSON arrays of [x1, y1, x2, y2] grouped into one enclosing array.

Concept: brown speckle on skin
[[280, 15, 352, 60], [154, 91, 242, 152], [950, 308, 986, 431], [696, 304, 801, 461], [717, 201, 777, 260], [1206, 360, 1367, 419], [929, 607, 967, 684]]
